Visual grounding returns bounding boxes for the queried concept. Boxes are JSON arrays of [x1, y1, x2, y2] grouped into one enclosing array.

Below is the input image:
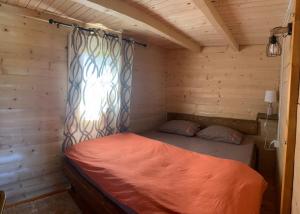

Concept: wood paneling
[[290, 1, 300, 213], [293, 105, 300, 214], [0, 12, 69, 204], [276, 17, 292, 210], [129, 44, 166, 133], [167, 112, 258, 135], [166, 45, 280, 120], [68, 0, 201, 51], [276, 0, 300, 213], [0, 0, 289, 207], [277, 31, 292, 197], [0, 9, 166, 203], [123, 0, 288, 47], [192, 0, 239, 51], [0, 0, 289, 48]]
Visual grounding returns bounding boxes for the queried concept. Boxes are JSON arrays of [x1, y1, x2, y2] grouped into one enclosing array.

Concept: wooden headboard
[[167, 112, 258, 135]]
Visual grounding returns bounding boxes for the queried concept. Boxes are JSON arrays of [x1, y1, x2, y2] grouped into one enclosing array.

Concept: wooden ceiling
[[0, 0, 289, 49]]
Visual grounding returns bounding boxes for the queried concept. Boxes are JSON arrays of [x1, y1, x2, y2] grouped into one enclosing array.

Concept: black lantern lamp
[[266, 35, 282, 57], [266, 23, 293, 57]]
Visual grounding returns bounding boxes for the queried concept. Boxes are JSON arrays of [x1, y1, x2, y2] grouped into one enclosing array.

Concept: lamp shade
[[264, 90, 276, 103], [266, 35, 282, 57]]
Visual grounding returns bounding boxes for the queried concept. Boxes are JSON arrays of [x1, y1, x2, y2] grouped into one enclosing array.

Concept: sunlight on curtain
[[80, 56, 117, 121], [62, 28, 134, 151]]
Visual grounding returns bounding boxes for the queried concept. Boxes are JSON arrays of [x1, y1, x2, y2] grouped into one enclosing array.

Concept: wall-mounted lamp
[[264, 90, 277, 116], [266, 23, 293, 57]]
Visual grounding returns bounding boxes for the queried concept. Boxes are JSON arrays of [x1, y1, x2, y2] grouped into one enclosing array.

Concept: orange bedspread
[[65, 133, 267, 214]]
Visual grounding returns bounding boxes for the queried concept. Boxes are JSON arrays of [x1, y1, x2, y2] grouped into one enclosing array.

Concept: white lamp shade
[[264, 90, 276, 103]]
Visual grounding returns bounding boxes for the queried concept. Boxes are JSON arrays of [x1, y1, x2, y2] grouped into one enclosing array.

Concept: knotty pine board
[[0, 12, 69, 204], [166, 45, 281, 120], [0, 11, 167, 203]]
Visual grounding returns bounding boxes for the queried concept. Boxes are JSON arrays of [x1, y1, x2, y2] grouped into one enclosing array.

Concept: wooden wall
[[292, 1, 300, 213], [277, 1, 300, 213], [166, 45, 281, 120], [0, 11, 167, 203], [276, 1, 300, 213], [0, 13, 69, 203], [277, 26, 292, 198], [130, 45, 166, 132], [293, 108, 300, 213]]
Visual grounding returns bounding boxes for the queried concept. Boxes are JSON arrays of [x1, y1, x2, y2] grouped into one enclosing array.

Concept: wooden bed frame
[[64, 113, 259, 213], [167, 112, 258, 135], [0, 191, 5, 214], [64, 160, 126, 214]]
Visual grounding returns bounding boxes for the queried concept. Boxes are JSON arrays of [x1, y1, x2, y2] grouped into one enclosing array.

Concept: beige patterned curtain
[[63, 27, 134, 151]]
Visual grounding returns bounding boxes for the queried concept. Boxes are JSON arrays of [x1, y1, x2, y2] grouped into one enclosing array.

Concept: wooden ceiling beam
[[0, 3, 84, 26], [193, 0, 239, 51], [70, 0, 201, 52], [0, 3, 119, 33]]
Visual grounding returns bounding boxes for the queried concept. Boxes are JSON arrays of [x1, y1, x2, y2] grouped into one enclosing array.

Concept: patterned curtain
[[62, 27, 134, 151]]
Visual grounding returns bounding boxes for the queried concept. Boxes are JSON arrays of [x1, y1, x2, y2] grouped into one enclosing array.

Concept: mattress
[[142, 131, 256, 166], [65, 133, 266, 214]]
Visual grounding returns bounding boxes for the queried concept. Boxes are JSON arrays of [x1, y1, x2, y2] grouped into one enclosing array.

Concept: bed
[[63, 113, 264, 214], [141, 131, 257, 167]]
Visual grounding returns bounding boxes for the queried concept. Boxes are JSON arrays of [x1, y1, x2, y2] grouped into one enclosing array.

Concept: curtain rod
[[48, 19, 147, 47]]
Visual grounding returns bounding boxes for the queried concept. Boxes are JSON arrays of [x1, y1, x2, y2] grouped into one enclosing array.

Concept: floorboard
[[3, 192, 81, 214], [3, 175, 277, 214], [261, 174, 279, 214]]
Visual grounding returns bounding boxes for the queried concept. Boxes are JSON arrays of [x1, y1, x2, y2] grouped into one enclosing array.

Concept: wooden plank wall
[[275, 1, 300, 212], [291, 1, 300, 213], [294, 108, 300, 214], [277, 20, 292, 204], [0, 12, 166, 203], [276, 1, 299, 213], [166, 45, 281, 120], [0, 12, 69, 203], [129, 45, 166, 133]]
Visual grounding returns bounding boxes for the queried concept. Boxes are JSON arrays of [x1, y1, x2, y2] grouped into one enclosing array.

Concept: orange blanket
[[65, 133, 267, 214]]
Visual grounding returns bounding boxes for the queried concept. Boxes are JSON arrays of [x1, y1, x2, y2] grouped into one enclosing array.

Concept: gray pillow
[[196, 125, 243, 144], [159, 120, 200, 137]]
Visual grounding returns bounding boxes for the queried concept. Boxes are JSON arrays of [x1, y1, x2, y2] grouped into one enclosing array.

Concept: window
[[80, 56, 119, 121]]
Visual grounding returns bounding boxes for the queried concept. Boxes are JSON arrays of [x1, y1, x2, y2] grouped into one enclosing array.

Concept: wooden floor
[[4, 192, 81, 214], [261, 175, 279, 214], [4, 181, 277, 214]]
